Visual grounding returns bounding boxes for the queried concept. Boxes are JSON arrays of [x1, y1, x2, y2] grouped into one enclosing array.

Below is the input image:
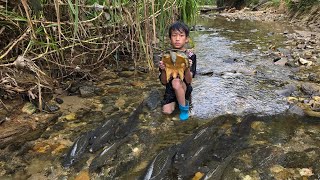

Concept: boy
[[159, 21, 197, 121]]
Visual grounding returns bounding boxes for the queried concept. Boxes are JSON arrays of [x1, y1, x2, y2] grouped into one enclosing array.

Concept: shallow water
[[191, 15, 299, 119]]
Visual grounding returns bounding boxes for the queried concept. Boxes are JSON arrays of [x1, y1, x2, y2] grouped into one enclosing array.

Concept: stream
[[1, 14, 320, 180]]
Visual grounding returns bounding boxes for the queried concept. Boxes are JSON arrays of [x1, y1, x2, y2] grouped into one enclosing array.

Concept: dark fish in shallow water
[[89, 118, 121, 152], [62, 131, 94, 167], [203, 155, 234, 180], [63, 98, 146, 168], [145, 89, 161, 110], [89, 137, 127, 172], [142, 146, 178, 180], [89, 100, 145, 152]]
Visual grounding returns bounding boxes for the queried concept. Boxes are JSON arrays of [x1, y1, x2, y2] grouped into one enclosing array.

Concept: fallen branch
[[0, 28, 31, 60], [0, 99, 9, 111]]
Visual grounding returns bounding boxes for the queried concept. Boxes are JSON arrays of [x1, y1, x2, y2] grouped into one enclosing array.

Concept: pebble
[[55, 98, 64, 104]]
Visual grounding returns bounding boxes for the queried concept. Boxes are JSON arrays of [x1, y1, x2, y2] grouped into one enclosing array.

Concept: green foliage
[[196, 0, 216, 5], [287, 0, 320, 11], [271, 0, 281, 6], [86, 0, 105, 5], [179, 0, 198, 25]]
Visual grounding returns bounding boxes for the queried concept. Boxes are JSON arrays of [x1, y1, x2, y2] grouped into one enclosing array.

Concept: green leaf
[[67, 0, 76, 14]]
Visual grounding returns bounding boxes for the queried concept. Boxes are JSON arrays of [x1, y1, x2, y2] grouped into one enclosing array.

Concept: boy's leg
[[171, 78, 187, 106], [161, 82, 177, 115], [162, 102, 176, 114]]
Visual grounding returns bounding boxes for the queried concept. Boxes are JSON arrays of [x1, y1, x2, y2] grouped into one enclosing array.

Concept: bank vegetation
[[0, 0, 197, 104]]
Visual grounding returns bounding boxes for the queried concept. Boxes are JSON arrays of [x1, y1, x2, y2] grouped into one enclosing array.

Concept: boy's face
[[170, 30, 188, 49]]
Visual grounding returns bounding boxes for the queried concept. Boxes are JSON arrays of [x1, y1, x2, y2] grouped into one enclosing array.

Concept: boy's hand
[[188, 59, 193, 68], [186, 49, 194, 58], [159, 61, 166, 71]]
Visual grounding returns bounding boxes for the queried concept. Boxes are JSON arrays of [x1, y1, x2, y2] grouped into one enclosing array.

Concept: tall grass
[[286, 0, 319, 11], [180, 0, 198, 25], [0, 0, 198, 99], [197, 0, 216, 5]]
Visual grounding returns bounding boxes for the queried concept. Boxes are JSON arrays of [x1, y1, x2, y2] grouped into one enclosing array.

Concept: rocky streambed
[[1, 10, 320, 180]]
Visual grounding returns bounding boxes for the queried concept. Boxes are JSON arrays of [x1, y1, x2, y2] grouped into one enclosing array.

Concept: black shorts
[[161, 81, 193, 106]]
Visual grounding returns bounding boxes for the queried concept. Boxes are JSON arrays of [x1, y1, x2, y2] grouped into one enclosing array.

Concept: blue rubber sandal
[[179, 103, 189, 121]]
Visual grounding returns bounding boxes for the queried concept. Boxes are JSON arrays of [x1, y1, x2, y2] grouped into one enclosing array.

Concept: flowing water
[[1, 15, 320, 180], [191, 15, 298, 118]]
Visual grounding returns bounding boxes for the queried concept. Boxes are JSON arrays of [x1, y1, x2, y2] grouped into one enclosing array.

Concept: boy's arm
[[184, 51, 196, 84], [184, 68, 193, 84], [159, 61, 167, 85]]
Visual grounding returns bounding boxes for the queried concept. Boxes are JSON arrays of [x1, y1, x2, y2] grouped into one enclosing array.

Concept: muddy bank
[[213, 2, 320, 32]]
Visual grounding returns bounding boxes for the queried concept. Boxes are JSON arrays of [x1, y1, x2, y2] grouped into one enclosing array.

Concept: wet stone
[[273, 57, 281, 62], [279, 151, 313, 168], [118, 71, 135, 78], [275, 84, 297, 97], [301, 83, 320, 96], [191, 25, 206, 31], [274, 58, 288, 66], [312, 159, 320, 176], [287, 105, 305, 116], [297, 44, 306, 49], [22, 102, 37, 115], [55, 98, 64, 104], [308, 73, 320, 83], [251, 121, 266, 132], [79, 85, 102, 97], [304, 50, 313, 59], [68, 83, 80, 94], [46, 104, 60, 112], [124, 66, 135, 71]]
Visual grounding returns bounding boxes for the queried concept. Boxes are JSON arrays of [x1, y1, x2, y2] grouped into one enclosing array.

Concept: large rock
[[0, 113, 61, 149], [301, 83, 320, 96]]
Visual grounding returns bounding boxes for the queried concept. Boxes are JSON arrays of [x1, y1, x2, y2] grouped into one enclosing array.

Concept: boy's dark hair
[[168, 21, 189, 37]]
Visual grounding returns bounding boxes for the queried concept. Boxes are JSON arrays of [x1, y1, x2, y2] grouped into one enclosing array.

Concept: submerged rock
[[22, 102, 37, 115], [275, 84, 297, 97], [279, 151, 313, 168], [301, 83, 320, 96]]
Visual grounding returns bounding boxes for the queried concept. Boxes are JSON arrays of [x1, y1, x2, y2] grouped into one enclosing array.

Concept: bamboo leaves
[[67, 0, 76, 14], [67, 0, 79, 52], [0, 0, 198, 68], [179, 0, 197, 24]]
